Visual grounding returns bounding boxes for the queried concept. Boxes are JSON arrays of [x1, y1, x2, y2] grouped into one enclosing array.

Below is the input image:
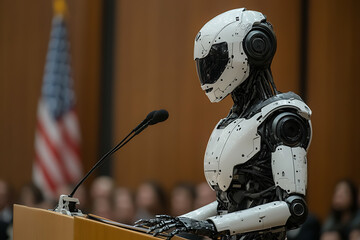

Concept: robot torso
[[204, 92, 312, 214]]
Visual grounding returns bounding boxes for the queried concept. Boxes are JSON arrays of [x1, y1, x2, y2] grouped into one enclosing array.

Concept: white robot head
[[194, 8, 277, 103]]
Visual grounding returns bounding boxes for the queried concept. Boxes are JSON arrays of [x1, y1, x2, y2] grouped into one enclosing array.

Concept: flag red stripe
[[37, 120, 73, 183], [35, 153, 57, 194]]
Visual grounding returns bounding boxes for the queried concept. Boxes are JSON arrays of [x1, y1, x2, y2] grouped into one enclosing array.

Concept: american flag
[[33, 13, 82, 199]]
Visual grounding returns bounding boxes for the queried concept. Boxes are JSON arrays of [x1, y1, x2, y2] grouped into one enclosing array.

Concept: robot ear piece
[[243, 21, 277, 67]]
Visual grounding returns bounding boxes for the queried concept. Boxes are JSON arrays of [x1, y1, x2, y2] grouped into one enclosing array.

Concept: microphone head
[[145, 110, 157, 121], [149, 109, 169, 125]]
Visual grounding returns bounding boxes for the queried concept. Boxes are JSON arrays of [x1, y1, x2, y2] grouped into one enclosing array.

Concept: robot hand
[[135, 215, 217, 239]]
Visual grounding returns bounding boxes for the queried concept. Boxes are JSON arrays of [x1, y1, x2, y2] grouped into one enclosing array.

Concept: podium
[[13, 205, 184, 240]]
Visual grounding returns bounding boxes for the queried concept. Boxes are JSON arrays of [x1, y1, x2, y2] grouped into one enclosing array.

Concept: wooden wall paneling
[[0, 0, 52, 192], [113, 0, 302, 195], [307, 0, 360, 219], [0, 0, 102, 196], [66, 0, 103, 186]]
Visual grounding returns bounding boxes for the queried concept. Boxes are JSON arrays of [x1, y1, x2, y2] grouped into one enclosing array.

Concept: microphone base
[[54, 194, 84, 216]]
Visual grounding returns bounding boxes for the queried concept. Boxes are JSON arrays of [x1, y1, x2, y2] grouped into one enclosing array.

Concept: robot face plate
[[195, 42, 229, 86], [194, 8, 265, 103]]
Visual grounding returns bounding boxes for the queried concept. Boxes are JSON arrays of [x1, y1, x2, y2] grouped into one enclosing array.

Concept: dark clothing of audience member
[[0, 220, 9, 240], [287, 213, 321, 240], [0, 180, 12, 240], [321, 179, 358, 240]]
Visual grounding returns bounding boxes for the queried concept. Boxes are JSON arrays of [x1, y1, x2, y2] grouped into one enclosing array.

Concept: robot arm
[[136, 196, 306, 238], [180, 201, 218, 220], [210, 202, 290, 235], [208, 196, 307, 235]]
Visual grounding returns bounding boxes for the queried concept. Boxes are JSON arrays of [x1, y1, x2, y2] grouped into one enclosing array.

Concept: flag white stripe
[[60, 112, 82, 181], [63, 111, 81, 143], [38, 101, 62, 146], [35, 131, 65, 185]]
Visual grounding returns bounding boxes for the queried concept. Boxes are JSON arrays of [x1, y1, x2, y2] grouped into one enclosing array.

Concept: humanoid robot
[[136, 8, 312, 240]]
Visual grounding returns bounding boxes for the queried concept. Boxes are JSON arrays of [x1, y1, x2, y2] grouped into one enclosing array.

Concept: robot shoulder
[[256, 92, 312, 151], [247, 92, 311, 119], [257, 93, 312, 196]]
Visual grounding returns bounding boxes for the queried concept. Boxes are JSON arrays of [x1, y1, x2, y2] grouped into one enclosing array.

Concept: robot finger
[[168, 227, 187, 238], [134, 219, 150, 227], [155, 214, 175, 220], [148, 219, 174, 232], [159, 223, 178, 232]]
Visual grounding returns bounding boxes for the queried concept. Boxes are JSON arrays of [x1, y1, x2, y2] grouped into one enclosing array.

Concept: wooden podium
[[13, 205, 184, 240]]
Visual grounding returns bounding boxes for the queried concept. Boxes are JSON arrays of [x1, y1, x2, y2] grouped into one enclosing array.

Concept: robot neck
[[231, 68, 278, 118]]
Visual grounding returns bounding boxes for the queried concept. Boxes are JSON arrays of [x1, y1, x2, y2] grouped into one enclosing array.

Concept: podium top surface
[[13, 205, 186, 240]]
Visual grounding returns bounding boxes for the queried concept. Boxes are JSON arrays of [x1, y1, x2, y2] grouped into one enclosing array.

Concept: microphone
[[135, 109, 169, 135], [133, 110, 156, 132], [149, 109, 169, 125], [67, 109, 169, 199]]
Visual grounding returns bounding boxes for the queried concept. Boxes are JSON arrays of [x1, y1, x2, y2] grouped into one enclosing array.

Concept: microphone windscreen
[[149, 109, 169, 125], [145, 110, 157, 121]]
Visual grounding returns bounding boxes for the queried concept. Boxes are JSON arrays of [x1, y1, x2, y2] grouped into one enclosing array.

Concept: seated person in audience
[[350, 226, 360, 240], [90, 176, 114, 219], [0, 180, 12, 224], [170, 182, 196, 216], [321, 179, 358, 240], [194, 182, 216, 209], [18, 182, 45, 208], [135, 181, 166, 219], [112, 187, 135, 225], [0, 180, 12, 240]]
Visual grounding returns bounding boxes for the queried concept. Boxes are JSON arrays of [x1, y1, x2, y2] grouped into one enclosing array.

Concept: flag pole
[[53, 0, 67, 17]]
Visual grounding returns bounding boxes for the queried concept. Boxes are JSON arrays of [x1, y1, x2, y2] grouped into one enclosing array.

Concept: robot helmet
[[194, 8, 277, 103]]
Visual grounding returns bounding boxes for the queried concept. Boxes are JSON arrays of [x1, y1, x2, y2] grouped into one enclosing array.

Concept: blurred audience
[[90, 176, 114, 201], [321, 231, 343, 240], [18, 182, 47, 209], [8, 175, 360, 240], [135, 181, 166, 220], [194, 182, 216, 209], [90, 176, 114, 219], [170, 182, 196, 216], [91, 197, 113, 219], [0, 180, 12, 225], [287, 213, 321, 240], [350, 227, 360, 240], [0, 180, 12, 240], [321, 179, 359, 240], [112, 187, 135, 225]]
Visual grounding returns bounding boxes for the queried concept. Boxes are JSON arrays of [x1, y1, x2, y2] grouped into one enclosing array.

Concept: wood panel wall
[[113, 0, 302, 201], [306, 0, 360, 219], [0, 0, 102, 194]]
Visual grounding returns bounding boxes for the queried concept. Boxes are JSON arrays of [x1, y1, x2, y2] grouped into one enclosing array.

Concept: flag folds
[[33, 13, 82, 199]]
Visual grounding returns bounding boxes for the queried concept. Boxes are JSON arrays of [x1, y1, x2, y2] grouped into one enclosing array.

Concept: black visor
[[196, 42, 229, 85]]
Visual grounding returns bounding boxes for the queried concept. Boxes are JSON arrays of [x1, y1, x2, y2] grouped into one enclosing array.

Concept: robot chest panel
[[204, 113, 262, 191]]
